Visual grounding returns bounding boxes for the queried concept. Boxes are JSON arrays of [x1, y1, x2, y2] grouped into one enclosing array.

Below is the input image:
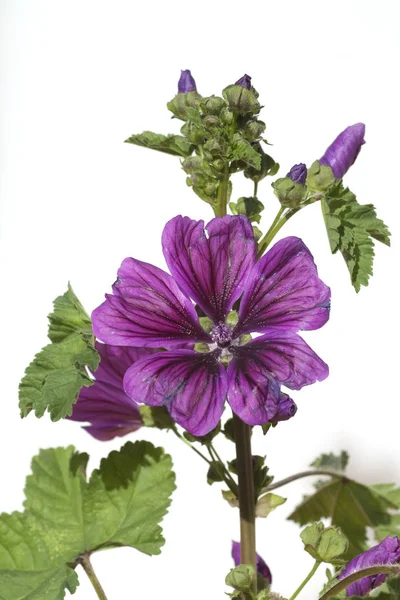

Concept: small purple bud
[[235, 74, 252, 90], [274, 394, 297, 422], [178, 69, 197, 93], [232, 541, 272, 583], [286, 163, 307, 185], [320, 123, 366, 179]]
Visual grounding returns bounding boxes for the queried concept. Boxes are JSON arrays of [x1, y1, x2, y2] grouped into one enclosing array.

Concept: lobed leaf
[[125, 131, 195, 157]]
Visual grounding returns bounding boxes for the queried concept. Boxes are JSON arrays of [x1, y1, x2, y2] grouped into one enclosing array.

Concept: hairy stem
[[214, 162, 230, 217], [263, 469, 347, 493], [171, 427, 212, 465], [80, 554, 108, 600], [289, 560, 321, 600], [234, 414, 257, 593], [319, 565, 400, 600]]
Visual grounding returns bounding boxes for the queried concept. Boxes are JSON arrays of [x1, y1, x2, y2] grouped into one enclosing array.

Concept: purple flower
[[287, 163, 307, 185], [68, 341, 151, 441], [235, 74, 252, 90], [320, 123, 366, 179], [178, 69, 197, 93], [232, 540, 272, 583], [338, 536, 400, 596], [92, 215, 330, 436]]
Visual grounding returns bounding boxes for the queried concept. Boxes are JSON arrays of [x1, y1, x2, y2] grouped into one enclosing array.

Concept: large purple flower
[[92, 215, 330, 436], [338, 536, 400, 596], [68, 341, 151, 441], [232, 540, 272, 583]]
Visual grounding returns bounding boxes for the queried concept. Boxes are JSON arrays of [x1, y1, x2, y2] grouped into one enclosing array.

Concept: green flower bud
[[212, 158, 225, 172], [204, 138, 224, 156], [167, 91, 201, 121], [244, 144, 279, 183], [222, 84, 260, 115], [243, 119, 266, 141], [182, 156, 203, 174], [203, 115, 220, 129], [220, 107, 235, 125], [225, 565, 255, 591], [180, 120, 206, 144], [306, 160, 335, 193], [229, 196, 265, 223], [200, 95, 226, 115], [272, 177, 308, 208]]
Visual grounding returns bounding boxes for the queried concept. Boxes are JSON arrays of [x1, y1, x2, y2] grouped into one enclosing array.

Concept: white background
[[1, 1, 399, 598]]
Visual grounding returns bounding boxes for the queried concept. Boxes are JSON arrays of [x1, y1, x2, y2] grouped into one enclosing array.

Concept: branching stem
[[80, 554, 108, 600]]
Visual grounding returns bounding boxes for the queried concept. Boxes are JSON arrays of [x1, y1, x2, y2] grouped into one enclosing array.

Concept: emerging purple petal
[[69, 343, 150, 441], [235, 74, 252, 90], [178, 69, 197, 93], [235, 237, 330, 336], [320, 123, 366, 179], [338, 536, 400, 597], [287, 163, 307, 185], [273, 393, 297, 422], [237, 330, 328, 391], [162, 215, 257, 323], [123, 349, 227, 436], [232, 541, 272, 583], [227, 350, 282, 425], [92, 257, 210, 348]]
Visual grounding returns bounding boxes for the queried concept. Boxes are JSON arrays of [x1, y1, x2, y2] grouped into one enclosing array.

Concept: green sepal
[[222, 84, 260, 115], [200, 95, 226, 115], [181, 120, 207, 144], [229, 197, 265, 224], [167, 91, 202, 120], [255, 493, 286, 518], [272, 177, 308, 208], [222, 418, 236, 442], [226, 564, 256, 592], [228, 456, 273, 500], [183, 422, 221, 445], [242, 119, 266, 142], [125, 131, 195, 157], [207, 461, 225, 485], [300, 522, 348, 564], [307, 160, 335, 192], [321, 181, 391, 292], [244, 145, 279, 182], [139, 405, 175, 430]]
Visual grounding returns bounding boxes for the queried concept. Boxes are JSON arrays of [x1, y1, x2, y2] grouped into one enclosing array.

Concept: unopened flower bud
[[200, 95, 225, 115], [178, 69, 197, 93], [220, 107, 234, 125], [320, 123, 365, 179], [222, 78, 260, 115], [203, 115, 220, 129], [243, 119, 266, 141], [287, 163, 307, 185], [273, 175, 308, 208], [235, 74, 252, 90]]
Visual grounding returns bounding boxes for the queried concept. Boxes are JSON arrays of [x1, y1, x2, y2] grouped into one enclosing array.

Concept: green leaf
[[321, 181, 391, 292], [139, 405, 175, 430], [19, 285, 99, 421], [229, 134, 262, 169], [207, 461, 225, 485], [255, 493, 286, 518], [125, 131, 195, 157], [311, 451, 349, 472], [300, 522, 348, 564], [48, 284, 93, 343], [289, 476, 393, 558], [0, 442, 175, 595]]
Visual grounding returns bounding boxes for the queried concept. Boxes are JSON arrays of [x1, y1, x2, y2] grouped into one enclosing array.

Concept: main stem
[[234, 414, 257, 592], [81, 554, 108, 600]]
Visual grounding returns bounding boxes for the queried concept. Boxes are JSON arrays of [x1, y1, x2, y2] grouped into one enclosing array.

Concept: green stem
[[262, 469, 346, 493], [208, 443, 238, 495], [214, 162, 230, 217], [171, 427, 212, 466], [318, 565, 400, 600], [257, 206, 285, 256], [289, 560, 321, 600], [253, 181, 258, 197], [80, 554, 108, 600], [233, 414, 257, 594]]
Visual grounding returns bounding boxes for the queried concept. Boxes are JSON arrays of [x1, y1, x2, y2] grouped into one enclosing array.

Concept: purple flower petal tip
[[232, 541, 272, 583], [274, 394, 297, 422], [338, 536, 400, 596], [178, 69, 197, 93], [235, 74, 252, 90], [287, 163, 307, 185], [320, 122, 366, 179]]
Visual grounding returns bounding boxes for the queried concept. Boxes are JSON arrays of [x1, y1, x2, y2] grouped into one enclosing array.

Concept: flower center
[[210, 322, 233, 348]]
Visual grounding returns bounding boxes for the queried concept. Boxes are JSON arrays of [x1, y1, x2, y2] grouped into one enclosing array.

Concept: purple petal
[[287, 163, 307, 185], [338, 536, 400, 596], [320, 123, 366, 179], [69, 343, 149, 441], [235, 237, 330, 336], [231, 541, 272, 583], [92, 258, 210, 347], [235, 74, 252, 90], [237, 330, 329, 390], [162, 215, 257, 323], [227, 351, 282, 425], [273, 393, 297, 422], [178, 69, 197, 93], [123, 350, 227, 436]]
